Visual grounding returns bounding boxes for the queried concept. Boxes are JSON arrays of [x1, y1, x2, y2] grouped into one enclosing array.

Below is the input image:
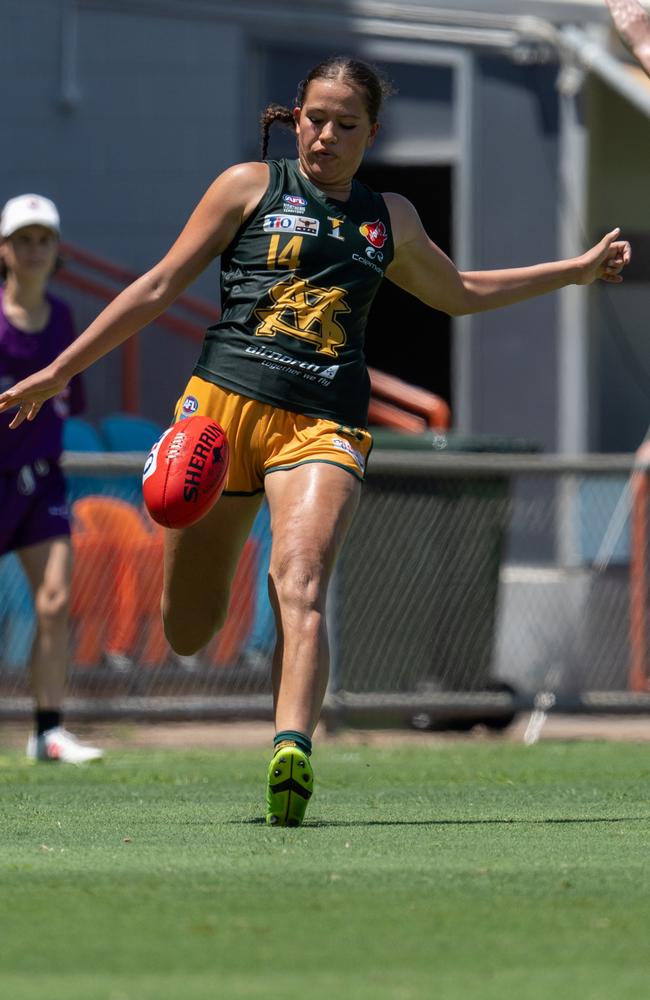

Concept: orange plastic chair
[[70, 533, 116, 665], [71, 496, 164, 666], [72, 496, 260, 669]]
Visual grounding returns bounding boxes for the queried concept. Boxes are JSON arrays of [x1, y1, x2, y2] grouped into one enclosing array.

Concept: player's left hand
[[575, 228, 632, 285], [605, 0, 650, 54]]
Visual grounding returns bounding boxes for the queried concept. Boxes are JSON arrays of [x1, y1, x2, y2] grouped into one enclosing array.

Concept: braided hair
[[259, 56, 394, 159]]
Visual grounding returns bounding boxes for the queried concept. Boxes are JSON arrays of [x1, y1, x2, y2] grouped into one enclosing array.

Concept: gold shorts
[[173, 376, 373, 495]]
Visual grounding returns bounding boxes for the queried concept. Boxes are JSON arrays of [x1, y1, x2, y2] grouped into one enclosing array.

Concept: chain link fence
[[2, 450, 650, 725]]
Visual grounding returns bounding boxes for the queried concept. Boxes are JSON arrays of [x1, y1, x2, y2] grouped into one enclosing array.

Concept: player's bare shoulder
[[183, 162, 270, 254], [206, 161, 270, 223], [382, 192, 425, 253]]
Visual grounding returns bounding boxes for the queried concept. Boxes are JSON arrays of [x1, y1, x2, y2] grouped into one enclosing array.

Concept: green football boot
[[266, 744, 314, 827]]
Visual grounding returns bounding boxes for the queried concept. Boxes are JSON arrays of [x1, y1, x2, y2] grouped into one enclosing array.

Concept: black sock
[[36, 709, 61, 736], [274, 729, 312, 756]]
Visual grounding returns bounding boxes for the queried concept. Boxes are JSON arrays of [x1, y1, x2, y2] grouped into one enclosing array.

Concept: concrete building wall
[[2, 0, 246, 423], [2, 0, 644, 449], [469, 58, 561, 451], [588, 78, 650, 452]]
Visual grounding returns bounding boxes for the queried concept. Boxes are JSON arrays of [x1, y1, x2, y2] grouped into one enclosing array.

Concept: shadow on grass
[[237, 816, 649, 827]]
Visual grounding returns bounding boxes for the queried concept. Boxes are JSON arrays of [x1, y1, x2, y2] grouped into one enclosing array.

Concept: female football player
[[0, 58, 630, 820]]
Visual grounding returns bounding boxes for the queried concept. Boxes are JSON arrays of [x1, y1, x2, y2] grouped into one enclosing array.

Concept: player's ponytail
[[259, 104, 296, 159]]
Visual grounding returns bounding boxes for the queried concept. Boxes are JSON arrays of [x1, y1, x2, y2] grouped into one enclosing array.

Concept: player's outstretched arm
[[384, 193, 631, 317], [605, 0, 650, 75], [0, 162, 269, 428]]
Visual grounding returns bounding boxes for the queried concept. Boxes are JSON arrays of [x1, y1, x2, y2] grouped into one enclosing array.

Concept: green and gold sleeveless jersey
[[194, 158, 393, 428]]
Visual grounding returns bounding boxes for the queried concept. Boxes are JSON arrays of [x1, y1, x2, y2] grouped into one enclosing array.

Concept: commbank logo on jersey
[[254, 277, 350, 357], [359, 220, 387, 249]]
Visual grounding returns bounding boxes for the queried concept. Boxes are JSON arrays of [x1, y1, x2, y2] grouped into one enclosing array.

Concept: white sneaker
[[26, 726, 104, 764]]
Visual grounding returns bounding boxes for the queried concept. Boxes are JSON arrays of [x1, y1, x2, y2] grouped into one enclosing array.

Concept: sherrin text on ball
[[142, 415, 229, 528]]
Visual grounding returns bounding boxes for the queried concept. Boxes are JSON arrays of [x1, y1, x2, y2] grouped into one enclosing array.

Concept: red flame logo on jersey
[[359, 220, 387, 249]]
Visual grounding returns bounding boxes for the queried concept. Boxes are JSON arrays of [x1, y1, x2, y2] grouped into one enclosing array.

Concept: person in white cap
[[0, 194, 103, 763]]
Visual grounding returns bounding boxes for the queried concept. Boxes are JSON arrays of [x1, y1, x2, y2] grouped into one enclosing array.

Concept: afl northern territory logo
[[359, 220, 387, 249]]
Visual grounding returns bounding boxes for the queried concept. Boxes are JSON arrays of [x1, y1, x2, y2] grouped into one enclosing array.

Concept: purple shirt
[[0, 287, 85, 470]]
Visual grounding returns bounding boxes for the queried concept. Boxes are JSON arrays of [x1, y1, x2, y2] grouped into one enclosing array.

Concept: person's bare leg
[[19, 537, 71, 709], [264, 463, 360, 736], [162, 494, 262, 655], [19, 537, 101, 761]]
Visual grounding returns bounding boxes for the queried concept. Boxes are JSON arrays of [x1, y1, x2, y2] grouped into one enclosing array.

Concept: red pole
[[629, 442, 650, 691]]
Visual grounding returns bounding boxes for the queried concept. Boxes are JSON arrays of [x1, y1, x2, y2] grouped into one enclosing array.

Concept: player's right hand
[[0, 366, 67, 428]]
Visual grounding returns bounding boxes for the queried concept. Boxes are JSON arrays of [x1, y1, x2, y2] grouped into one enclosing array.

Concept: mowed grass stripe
[[1, 742, 649, 1000]]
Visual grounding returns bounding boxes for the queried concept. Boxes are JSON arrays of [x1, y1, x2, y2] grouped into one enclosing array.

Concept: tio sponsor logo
[[263, 214, 319, 236]]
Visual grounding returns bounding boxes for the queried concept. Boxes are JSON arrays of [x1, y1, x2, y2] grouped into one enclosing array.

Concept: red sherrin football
[[142, 416, 229, 528]]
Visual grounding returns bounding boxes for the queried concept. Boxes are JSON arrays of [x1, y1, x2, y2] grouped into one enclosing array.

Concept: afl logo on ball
[[181, 395, 199, 418]]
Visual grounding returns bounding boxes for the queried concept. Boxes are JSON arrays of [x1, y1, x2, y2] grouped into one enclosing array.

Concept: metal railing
[[2, 450, 650, 728]]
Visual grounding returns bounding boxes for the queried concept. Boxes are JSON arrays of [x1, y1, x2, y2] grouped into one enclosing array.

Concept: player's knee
[[35, 586, 70, 626], [271, 555, 324, 616], [162, 594, 229, 656]]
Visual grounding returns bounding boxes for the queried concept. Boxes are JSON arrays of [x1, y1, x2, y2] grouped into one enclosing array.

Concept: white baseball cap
[[0, 194, 60, 238]]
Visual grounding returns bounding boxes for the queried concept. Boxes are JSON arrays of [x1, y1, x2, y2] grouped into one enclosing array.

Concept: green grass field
[[1, 739, 650, 999]]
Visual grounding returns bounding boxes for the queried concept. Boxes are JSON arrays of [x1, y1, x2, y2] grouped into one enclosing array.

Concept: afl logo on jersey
[[283, 194, 307, 207], [359, 220, 387, 249], [181, 395, 199, 418]]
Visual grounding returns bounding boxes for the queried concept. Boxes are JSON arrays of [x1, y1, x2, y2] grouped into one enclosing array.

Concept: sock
[[36, 709, 61, 737], [274, 729, 312, 757]]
